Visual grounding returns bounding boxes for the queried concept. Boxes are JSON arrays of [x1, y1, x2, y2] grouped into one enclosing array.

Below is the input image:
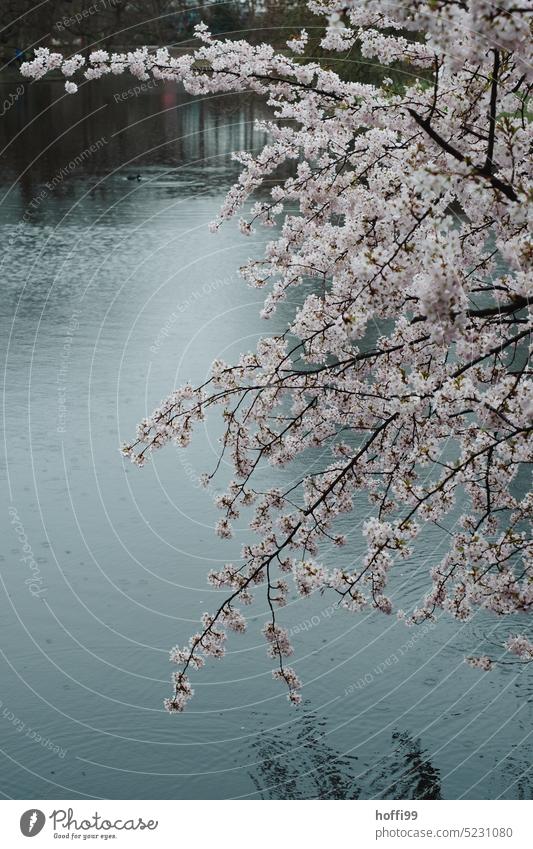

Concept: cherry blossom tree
[[22, 0, 532, 711]]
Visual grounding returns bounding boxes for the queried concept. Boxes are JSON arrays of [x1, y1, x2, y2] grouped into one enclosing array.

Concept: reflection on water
[[372, 731, 441, 801], [248, 711, 360, 799], [248, 716, 441, 800], [0, 76, 531, 800]]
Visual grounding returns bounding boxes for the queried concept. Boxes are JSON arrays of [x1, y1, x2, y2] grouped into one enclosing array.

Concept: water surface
[[0, 76, 531, 800]]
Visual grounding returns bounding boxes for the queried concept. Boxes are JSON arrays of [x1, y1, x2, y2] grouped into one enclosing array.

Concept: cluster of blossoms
[[465, 655, 494, 672], [467, 634, 533, 672], [505, 634, 533, 661], [273, 667, 302, 704], [23, 0, 532, 709]]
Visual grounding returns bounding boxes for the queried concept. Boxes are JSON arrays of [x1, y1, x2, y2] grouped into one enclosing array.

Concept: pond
[[0, 74, 531, 800]]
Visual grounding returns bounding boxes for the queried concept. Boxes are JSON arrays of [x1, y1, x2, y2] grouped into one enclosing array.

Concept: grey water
[[0, 75, 531, 800]]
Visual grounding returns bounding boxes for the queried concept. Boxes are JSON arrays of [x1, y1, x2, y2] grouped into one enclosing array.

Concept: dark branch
[[407, 108, 519, 202]]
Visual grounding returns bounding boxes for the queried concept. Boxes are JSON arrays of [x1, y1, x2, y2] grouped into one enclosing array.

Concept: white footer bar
[[1, 799, 530, 848]]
